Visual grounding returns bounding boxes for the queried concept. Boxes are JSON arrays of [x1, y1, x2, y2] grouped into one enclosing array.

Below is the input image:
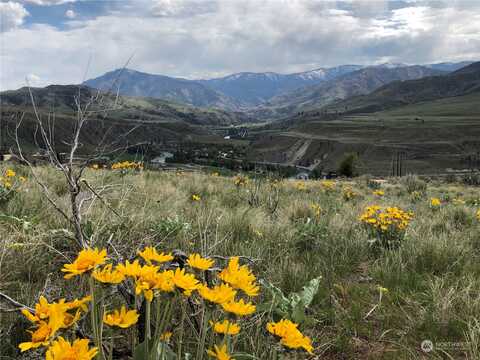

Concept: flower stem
[[196, 305, 211, 360], [177, 299, 186, 358], [89, 276, 105, 360]]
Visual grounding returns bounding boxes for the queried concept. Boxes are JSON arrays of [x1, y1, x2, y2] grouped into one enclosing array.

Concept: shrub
[[402, 174, 427, 194], [337, 153, 358, 177], [360, 205, 414, 249]]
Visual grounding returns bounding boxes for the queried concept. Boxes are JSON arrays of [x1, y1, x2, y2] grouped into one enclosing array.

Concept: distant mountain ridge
[[248, 65, 445, 120], [197, 65, 363, 105], [320, 61, 480, 114], [84, 69, 242, 110], [82, 61, 474, 117], [0, 84, 250, 126]]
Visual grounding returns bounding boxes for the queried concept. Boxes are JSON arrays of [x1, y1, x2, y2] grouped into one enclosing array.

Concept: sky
[[1, 0, 480, 90]]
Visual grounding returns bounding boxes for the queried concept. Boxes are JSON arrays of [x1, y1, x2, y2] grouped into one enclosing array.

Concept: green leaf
[[133, 341, 177, 360], [133, 342, 147, 360], [296, 276, 321, 308]]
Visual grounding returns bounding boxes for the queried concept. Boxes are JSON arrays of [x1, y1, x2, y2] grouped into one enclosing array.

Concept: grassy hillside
[[0, 85, 251, 155], [248, 92, 480, 175], [2, 166, 480, 359], [323, 62, 480, 114]]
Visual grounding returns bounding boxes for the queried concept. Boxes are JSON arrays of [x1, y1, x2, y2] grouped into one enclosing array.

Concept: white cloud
[[151, 0, 217, 18], [1, 0, 480, 90], [26, 73, 42, 85], [0, 1, 29, 32], [20, 0, 76, 5], [65, 9, 75, 18]]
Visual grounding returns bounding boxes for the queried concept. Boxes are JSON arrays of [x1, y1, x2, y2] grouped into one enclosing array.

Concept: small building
[[295, 172, 310, 180], [151, 152, 173, 165]]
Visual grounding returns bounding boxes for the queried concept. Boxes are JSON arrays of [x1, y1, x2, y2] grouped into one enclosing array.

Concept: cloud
[[150, 0, 217, 18], [0, 1, 29, 32], [65, 9, 75, 18], [20, 0, 76, 5], [26, 73, 42, 85], [1, 0, 480, 90]]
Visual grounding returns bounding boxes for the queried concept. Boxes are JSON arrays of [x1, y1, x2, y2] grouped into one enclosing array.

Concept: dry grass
[[1, 166, 480, 359]]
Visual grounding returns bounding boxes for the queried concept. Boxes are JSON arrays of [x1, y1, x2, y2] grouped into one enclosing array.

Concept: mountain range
[[84, 61, 472, 118], [319, 61, 480, 115], [248, 65, 445, 120]]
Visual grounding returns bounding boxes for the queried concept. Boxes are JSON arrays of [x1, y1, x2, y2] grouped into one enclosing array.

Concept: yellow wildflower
[[221, 299, 256, 316], [267, 319, 313, 354], [320, 180, 335, 191], [61, 248, 107, 279], [207, 343, 232, 360], [19, 322, 53, 352], [160, 331, 173, 342], [198, 283, 236, 305], [103, 306, 139, 328], [92, 264, 125, 284], [134, 264, 161, 302], [373, 190, 384, 196], [138, 247, 173, 265], [219, 257, 259, 297], [45, 337, 98, 360], [192, 194, 201, 201], [311, 204, 322, 217], [210, 319, 240, 335], [430, 197, 441, 207], [116, 259, 142, 278], [187, 253, 214, 271], [65, 296, 92, 313], [233, 175, 248, 187], [5, 169, 15, 177], [172, 268, 200, 296]]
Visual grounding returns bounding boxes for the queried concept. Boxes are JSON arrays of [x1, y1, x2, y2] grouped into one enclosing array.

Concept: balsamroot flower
[[207, 343, 232, 360], [116, 259, 142, 278], [138, 247, 173, 264], [172, 268, 200, 296], [218, 257, 259, 297], [19, 322, 53, 352], [5, 169, 16, 177], [45, 337, 98, 360], [134, 265, 175, 302], [20, 296, 89, 344], [61, 248, 107, 279], [92, 264, 125, 284], [430, 197, 441, 207], [160, 331, 173, 342], [103, 306, 139, 328], [210, 319, 240, 335], [221, 299, 256, 316], [359, 205, 413, 233], [134, 265, 162, 302], [198, 283, 236, 305], [187, 253, 214, 271], [267, 319, 313, 354]]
